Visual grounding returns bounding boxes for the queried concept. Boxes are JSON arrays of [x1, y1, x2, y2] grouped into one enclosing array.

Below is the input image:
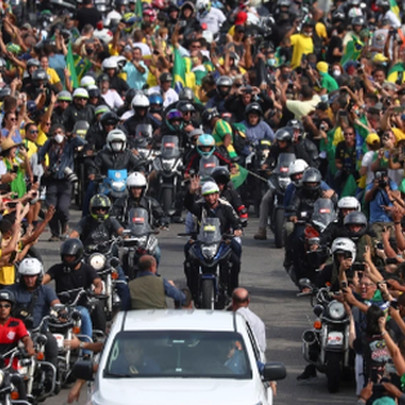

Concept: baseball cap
[[365, 133, 380, 145]]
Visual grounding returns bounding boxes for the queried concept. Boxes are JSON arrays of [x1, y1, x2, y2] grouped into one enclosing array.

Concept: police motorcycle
[[152, 135, 183, 218], [185, 217, 233, 310], [118, 207, 159, 280], [134, 124, 158, 173], [299, 240, 355, 393], [267, 153, 296, 248]]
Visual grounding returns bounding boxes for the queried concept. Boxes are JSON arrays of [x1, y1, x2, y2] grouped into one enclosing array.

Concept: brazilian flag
[[341, 35, 364, 66], [231, 164, 249, 189], [65, 42, 79, 88], [172, 47, 186, 93], [388, 62, 405, 83]]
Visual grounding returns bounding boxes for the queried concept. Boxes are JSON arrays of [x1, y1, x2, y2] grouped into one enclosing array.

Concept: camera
[[10, 165, 18, 174], [64, 167, 78, 183], [320, 123, 327, 131], [375, 171, 388, 187]]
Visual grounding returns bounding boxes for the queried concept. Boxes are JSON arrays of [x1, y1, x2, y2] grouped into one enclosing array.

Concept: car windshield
[[104, 330, 252, 379]]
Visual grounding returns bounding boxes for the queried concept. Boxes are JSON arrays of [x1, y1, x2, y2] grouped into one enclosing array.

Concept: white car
[[77, 310, 286, 405]]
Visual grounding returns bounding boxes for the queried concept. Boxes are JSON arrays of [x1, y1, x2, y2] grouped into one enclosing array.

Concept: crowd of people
[[2, 0, 405, 403]]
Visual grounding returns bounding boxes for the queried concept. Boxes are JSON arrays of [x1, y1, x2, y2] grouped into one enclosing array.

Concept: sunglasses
[[8, 117, 17, 121], [76, 97, 87, 101], [94, 207, 108, 212], [0, 304, 11, 309], [30, 130, 39, 134]]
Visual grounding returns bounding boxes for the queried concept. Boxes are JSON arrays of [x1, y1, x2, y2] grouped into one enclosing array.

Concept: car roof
[[116, 309, 243, 333]]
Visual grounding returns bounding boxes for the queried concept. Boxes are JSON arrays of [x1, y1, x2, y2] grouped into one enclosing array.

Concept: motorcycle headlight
[[327, 301, 346, 320], [146, 236, 158, 253], [111, 180, 126, 192], [162, 158, 175, 171], [201, 244, 218, 260], [278, 177, 291, 190], [89, 253, 106, 271], [136, 235, 148, 247]]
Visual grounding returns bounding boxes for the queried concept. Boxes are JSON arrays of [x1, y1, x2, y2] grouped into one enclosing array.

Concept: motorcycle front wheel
[[201, 279, 215, 310], [326, 352, 342, 393]]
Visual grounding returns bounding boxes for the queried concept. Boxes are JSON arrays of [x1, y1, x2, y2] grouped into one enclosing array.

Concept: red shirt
[[0, 317, 28, 369]]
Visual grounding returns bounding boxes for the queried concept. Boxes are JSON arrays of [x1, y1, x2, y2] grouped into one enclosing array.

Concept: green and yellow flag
[[65, 42, 79, 89], [231, 164, 249, 189], [172, 47, 186, 93], [341, 35, 364, 66]]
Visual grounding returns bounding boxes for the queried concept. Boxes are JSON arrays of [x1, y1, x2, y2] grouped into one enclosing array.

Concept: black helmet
[[344, 211, 368, 240], [178, 100, 196, 113], [352, 16, 365, 26], [27, 58, 40, 68], [90, 194, 111, 221], [275, 127, 292, 142], [179, 87, 194, 101], [88, 87, 101, 98], [211, 166, 230, 185], [332, 9, 345, 22], [32, 68, 48, 82], [216, 76, 233, 97], [125, 88, 137, 105], [201, 107, 219, 125], [302, 167, 321, 195], [245, 102, 263, 117], [0, 290, 15, 306], [100, 111, 119, 127], [160, 72, 173, 83], [0, 87, 11, 101], [287, 119, 304, 133], [60, 238, 84, 268]]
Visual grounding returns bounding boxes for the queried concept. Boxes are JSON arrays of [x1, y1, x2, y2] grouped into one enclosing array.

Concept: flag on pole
[[172, 47, 186, 93], [65, 42, 79, 89], [231, 164, 249, 189], [341, 35, 364, 66], [135, 0, 143, 19]]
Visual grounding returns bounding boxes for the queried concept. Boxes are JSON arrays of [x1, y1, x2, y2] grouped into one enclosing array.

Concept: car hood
[[92, 378, 267, 405]]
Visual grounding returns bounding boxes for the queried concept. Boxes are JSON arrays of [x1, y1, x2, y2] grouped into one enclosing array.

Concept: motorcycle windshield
[[160, 135, 180, 158], [275, 153, 296, 175], [199, 155, 219, 177], [311, 198, 336, 232], [107, 169, 127, 192], [198, 218, 222, 244], [128, 207, 152, 236], [135, 124, 153, 147]]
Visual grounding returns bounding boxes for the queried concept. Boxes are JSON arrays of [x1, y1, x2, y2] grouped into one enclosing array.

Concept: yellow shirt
[[392, 127, 405, 143], [46, 67, 61, 85], [290, 33, 314, 69], [0, 244, 14, 286]]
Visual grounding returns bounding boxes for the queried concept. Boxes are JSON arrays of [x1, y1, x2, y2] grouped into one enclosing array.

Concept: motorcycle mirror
[[261, 362, 287, 381], [313, 304, 324, 318], [298, 278, 312, 288], [109, 257, 120, 268], [72, 359, 94, 381]]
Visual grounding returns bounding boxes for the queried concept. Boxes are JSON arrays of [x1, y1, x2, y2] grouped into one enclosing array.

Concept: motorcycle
[[300, 280, 351, 393], [285, 198, 336, 287], [85, 240, 124, 320], [152, 135, 183, 218], [185, 217, 233, 310], [199, 155, 220, 180], [267, 153, 296, 248], [98, 169, 128, 203], [119, 207, 159, 280], [135, 125, 158, 174]]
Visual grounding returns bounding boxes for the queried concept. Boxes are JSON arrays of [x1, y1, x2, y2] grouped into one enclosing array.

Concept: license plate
[[54, 333, 65, 349], [327, 331, 343, 345]]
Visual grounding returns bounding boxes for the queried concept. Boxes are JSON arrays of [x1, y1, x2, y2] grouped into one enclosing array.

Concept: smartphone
[[391, 300, 399, 309], [386, 257, 399, 265], [33, 175, 38, 183], [352, 263, 365, 271], [376, 242, 384, 250], [7, 201, 17, 208], [341, 281, 348, 289], [394, 106, 405, 113]]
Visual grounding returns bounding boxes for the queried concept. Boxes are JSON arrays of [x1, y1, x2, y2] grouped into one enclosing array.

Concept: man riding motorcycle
[[184, 177, 243, 301], [70, 194, 130, 310]]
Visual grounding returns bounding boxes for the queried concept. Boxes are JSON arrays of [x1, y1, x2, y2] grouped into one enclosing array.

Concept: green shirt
[[320, 72, 339, 93]]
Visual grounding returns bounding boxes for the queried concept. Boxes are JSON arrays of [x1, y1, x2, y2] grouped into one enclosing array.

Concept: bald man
[[232, 288, 266, 356], [128, 255, 186, 309]]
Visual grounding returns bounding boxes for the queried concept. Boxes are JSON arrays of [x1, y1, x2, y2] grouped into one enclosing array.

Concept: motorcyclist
[[159, 109, 188, 148], [6, 258, 59, 378], [62, 88, 95, 133], [43, 238, 105, 341], [320, 196, 361, 248], [0, 290, 35, 400], [287, 119, 319, 168], [101, 57, 129, 96], [52, 91, 72, 126], [253, 128, 296, 240], [86, 111, 120, 153], [184, 177, 243, 300], [123, 93, 159, 145], [211, 166, 248, 227], [184, 134, 233, 178], [205, 75, 233, 114], [70, 194, 131, 310]]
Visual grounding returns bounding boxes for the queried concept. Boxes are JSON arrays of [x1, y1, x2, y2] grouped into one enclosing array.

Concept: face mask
[[54, 134, 64, 144], [111, 142, 123, 152], [267, 58, 276, 67], [333, 69, 341, 77], [303, 31, 312, 37]]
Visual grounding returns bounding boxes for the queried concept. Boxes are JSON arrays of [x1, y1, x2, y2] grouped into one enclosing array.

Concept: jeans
[[77, 305, 92, 348], [46, 179, 72, 236], [258, 189, 274, 229]]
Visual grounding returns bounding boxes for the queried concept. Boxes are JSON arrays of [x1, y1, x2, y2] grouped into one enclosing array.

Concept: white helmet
[[196, 0, 210, 15], [127, 172, 147, 190], [73, 87, 89, 99], [337, 196, 361, 211], [289, 159, 309, 186], [106, 129, 127, 152], [331, 237, 357, 263], [132, 93, 150, 109], [201, 181, 219, 196], [80, 75, 96, 88], [102, 57, 118, 71], [18, 258, 43, 277], [113, 55, 127, 70]]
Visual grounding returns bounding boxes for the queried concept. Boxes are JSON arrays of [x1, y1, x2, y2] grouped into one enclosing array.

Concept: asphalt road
[[38, 210, 356, 405]]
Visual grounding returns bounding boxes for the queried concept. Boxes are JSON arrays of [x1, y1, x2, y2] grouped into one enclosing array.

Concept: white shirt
[[197, 7, 226, 35], [148, 86, 178, 108], [101, 89, 124, 111], [236, 307, 266, 358]]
